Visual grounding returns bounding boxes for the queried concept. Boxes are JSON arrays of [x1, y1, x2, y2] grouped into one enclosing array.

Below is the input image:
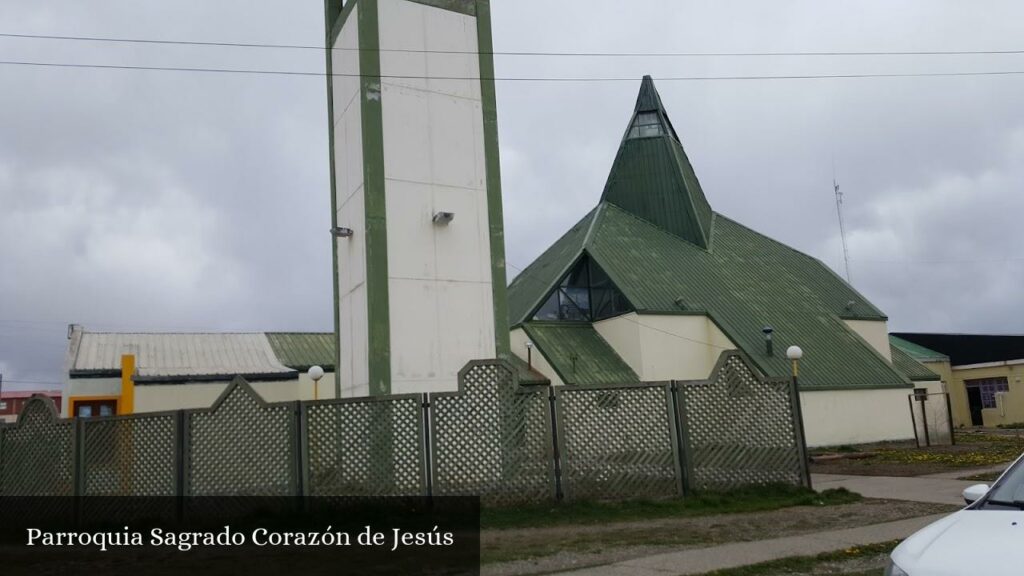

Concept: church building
[[506, 76, 942, 447]]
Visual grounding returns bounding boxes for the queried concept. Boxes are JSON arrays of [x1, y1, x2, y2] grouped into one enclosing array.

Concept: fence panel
[[305, 395, 426, 496], [430, 360, 555, 505], [678, 352, 804, 491], [81, 412, 178, 496], [186, 379, 298, 496], [0, 397, 74, 496], [909, 391, 954, 447], [556, 384, 681, 500]]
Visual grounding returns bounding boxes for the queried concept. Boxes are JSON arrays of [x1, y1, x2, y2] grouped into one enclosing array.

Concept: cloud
[[2, 0, 1023, 390]]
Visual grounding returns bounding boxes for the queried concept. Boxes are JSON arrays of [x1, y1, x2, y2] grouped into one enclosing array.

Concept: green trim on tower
[[324, 0, 343, 395], [408, 0, 476, 15], [358, 0, 392, 395], [476, 0, 510, 358], [329, 0, 360, 46]]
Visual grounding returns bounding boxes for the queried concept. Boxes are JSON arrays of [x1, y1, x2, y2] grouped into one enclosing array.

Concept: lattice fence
[[186, 379, 298, 496], [81, 412, 177, 496], [678, 352, 805, 490], [556, 384, 681, 500], [305, 394, 426, 496], [0, 397, 74, 496], [0, 352, 805, 502], [429, 361, 555, 505]]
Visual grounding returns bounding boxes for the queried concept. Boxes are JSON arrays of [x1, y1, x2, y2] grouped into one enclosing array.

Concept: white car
[[886, 454, 1024, 576]]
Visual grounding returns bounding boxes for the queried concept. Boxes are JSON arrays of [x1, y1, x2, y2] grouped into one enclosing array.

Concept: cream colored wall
[[801, 387, 916, 447], [333, 5, 370, 398], [380, 0, 494, 395], [62, 378, 121, 416], [510, 328, 564, 386], [65, 375, 337, 415], [843, 320, 892, 361], [948, 363, 1024, 427], [593, 313, 736, 381]]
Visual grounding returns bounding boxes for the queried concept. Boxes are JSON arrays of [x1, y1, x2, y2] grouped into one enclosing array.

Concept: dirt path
[[481, 499, 955, 576]]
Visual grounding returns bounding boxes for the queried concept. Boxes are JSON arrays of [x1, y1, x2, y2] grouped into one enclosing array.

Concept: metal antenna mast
[[833, 179, 852, 284]]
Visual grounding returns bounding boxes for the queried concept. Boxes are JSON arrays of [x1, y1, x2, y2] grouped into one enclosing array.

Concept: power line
[[4, 31, 1024, 58], [5, 59, 1024, 82]]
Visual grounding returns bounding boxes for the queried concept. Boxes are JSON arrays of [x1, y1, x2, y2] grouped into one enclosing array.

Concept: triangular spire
[[600, 76, 713, 248]]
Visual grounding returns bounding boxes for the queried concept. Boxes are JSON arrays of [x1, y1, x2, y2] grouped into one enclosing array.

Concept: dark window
[[532, 256, 632, 322], [965, 377, 1009, 409], [627, 111, 665, 138]]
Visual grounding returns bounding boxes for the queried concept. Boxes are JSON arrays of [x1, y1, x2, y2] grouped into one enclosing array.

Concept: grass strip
[[481, 484, 860, 530]]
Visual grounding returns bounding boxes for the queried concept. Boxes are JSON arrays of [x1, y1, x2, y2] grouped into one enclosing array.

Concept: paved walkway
[[552, 468, 1014, 575], [812, 465, 1005, 506], [552, 513, 948, 576]]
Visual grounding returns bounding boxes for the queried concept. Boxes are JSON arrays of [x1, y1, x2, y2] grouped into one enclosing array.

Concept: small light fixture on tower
[[762, 325, 774, 356], [330, 226, 354, 238], [525, 341, 534, 370], [432, 211, 454, 226]]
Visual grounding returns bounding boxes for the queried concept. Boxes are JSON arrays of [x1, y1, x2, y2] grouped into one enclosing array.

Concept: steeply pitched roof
[[889, 343, 942, 381], [508, 77, 907, 390], [522, 322, 638, 385], [889, 335, 949, 362], [601, 76, 713, 248], [265, 332, 335, 371]]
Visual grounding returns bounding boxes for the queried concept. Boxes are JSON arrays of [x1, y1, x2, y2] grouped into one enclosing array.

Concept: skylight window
[[533, 257, 632, 322], [627, 112, 665, 139]]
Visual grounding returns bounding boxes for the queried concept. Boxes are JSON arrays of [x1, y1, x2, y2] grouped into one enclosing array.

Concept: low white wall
[[801, 387, 915, 447], [843, 319, 892, 361], [509, 328, 564, 386], [62, 378, 121, 415], [594, 313, 736, 381]]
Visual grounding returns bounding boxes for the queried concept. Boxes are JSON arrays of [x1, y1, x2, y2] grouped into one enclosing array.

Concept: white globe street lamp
[[308, 365, 325, 401], [784, 345, 811, 489]]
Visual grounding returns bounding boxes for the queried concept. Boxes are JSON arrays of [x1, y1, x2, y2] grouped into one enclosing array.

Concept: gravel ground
[[481, 499, 955, 576]]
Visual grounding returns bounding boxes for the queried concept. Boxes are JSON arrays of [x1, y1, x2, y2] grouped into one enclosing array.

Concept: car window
[[985, 458, 1024, 505]]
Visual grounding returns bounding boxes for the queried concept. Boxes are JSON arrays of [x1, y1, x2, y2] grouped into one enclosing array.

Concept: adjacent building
[[892, 333, 1024, 428], [1, 390, 62, 423], [62, 325, 335, 416]]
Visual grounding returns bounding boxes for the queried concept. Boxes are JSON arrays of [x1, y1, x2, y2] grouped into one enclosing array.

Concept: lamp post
[[786, 345, 812, 489], [308, 365, 325, 401]]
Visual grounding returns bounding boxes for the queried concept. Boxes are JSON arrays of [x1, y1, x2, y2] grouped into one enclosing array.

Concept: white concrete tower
[[324, 0, 509, 396]]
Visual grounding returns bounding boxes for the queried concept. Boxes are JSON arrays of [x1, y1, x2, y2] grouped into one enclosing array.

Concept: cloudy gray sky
[[2, 0, 1022, 391]]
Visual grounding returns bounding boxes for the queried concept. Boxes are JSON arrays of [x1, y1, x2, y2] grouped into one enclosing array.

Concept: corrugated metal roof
[[265, 332, 335, 371], [523, 322, 638, 385], [600, 77, 712, 248], [889, 335, 949, 362], [71, 332, 296, 380], [889, 343, 942, 381]]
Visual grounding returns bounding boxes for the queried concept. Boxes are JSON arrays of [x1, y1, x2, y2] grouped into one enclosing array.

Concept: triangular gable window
[[627, 111, 666, 139], [532, 256, 632, 322]]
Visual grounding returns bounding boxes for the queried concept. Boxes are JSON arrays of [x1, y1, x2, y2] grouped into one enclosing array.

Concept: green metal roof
[[265, 332, 335, 371], [601, 76, 712, 248], [522, 322, 638, 385], [508, 76, 906, 391], [889, 343, 942, 381], [889, 335, 949, 362]]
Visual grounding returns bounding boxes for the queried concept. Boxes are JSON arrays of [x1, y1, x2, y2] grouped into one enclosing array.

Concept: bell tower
[[324, 0, 509, 396]]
